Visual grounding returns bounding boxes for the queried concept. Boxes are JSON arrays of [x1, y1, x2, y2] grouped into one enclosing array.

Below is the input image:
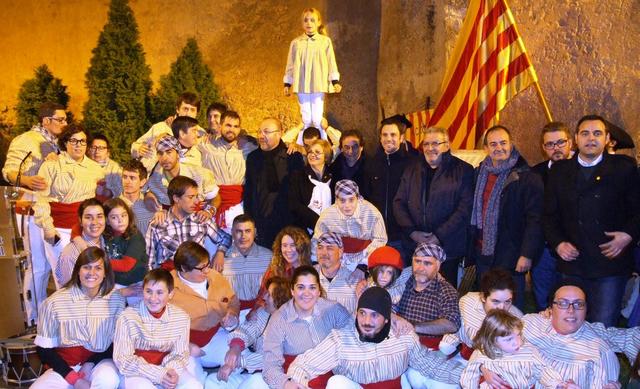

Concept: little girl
[[461, 310, 575, 389], [355, 246, 407, 305], [284, 7, 341, 129]]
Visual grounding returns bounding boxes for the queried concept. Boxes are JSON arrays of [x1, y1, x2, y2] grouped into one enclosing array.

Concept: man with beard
[[206, 102, 227, 139], [314, 232, 358, 314], [199, 111, 257, 233], [287, 287, 462, 389]]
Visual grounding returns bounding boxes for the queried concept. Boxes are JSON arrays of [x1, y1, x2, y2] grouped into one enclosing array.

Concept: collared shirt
[[223, 243, 272, 301], [312, 199, 387, 271], [199, 137, 257, 185], [314, 264, 358, 314], [289, 323, 462, 386], [228, 307, 271, 373], [145, 211, 231, 269], [56, 236, 105, 287], [145, 163, 219, 206], [577, 153, 604, 167], [120, 193, 154, 236], [2, 125, 58, 184], [522, 313, 619, 387], [113, 303, 191, 384], [461, 343, 564, 388], [440, 292, 523, 355], [34, 152, 105, 235], [34, 285, 125, 351], [262, 298, 351, 388], [396, 271, 461, 329]]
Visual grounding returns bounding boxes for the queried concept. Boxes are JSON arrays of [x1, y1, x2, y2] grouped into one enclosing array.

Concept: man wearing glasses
[[393, 127, 474, 281], [243, 118, 304, 247], [530, 122, 573, 311]]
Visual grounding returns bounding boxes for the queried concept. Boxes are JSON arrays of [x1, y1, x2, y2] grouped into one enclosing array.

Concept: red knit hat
[[368, 246, 403, 270]]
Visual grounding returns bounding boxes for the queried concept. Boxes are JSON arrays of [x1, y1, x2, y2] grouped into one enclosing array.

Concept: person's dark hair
[[206, 102, 227, 117], [58, 124, 89, 151], [302, 127, 321, 141], [379, 117, 404, 135], [479, 269, 516, 300], [548, 280, 587, 308], [264, 276, 292, 309], [144, 268, 175, 292], [171, 116, 200, 139], [220, 110, 241, 125], [339, 129, 365, 149], [541, 121, 570, 139], [482, 125, 512, 146], [121, 159, 148, 180], [576, 114, 608, 134], [90, 132, 110, 149], [38, 102, 65, 123], [174, 241, 209, 273], [176, 92, 201, 112], [232, 214, 255, 228], [167, 176, 198, 205], [64, 247, 115, 296], [290, 265, 325, 297], [370, 266, 400, 288], [103, 198, 138, 239], [78, 198, 104, 219]]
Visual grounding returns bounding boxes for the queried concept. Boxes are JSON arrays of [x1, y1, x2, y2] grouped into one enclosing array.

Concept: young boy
[[114, 268, 202, 389]]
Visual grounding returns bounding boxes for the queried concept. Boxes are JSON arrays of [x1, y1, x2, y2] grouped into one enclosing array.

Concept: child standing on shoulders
[[284, 7, 342, 129]]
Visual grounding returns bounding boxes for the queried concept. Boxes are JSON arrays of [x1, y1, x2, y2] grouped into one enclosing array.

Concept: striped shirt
[[315, 264, 358, 314], [262, 298, 352, 388], [461, 343, 564, 388], [34, 285, 125, 351], [522, 313, 620, 387], [34, 152, 105, 235], [396, 272, 461, 329], [586, 322, 640, 365], [145, 211, 232, 269], [199, 137, 257, 185], [2, 125, 58, 184], [145, 163, 219, 207], [289, 323, 463, 386], [228, 307, 271, 373], [113, 303, 191, 384], [120, 193, 154, 236], [440, 292, 523, 355], [312, 199, 387, 271], [56, 236, 105, 287], [223, 243, 272, 301]]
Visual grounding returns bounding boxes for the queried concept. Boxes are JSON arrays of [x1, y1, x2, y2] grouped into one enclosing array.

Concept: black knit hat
[[357, 286, 392, 321]]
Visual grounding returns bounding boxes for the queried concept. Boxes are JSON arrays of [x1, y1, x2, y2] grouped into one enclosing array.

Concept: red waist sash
[[50, 201, 82, 228], [460, 343, 474, 360], [341, 237, 371, 254], [160, 260, 175, 271], [239, 299, 257, 311], [362, 376, 402, 389], [418, 335, 443, 350], [134, 349, 170, 365], [55, 346, 95, 367], [190, 324, 220, 348], [216, 185, 243, 229], [283, 354, 333, 389]]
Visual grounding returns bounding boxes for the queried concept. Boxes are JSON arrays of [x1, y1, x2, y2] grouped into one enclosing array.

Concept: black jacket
[[393, 151, 474, 258], [328, 151, 366, 190], [531, 160, 550, 185], [544, 154, 640, 278], [362, 145, 418, 241], [243, 141, 304, 247], [469, 156, 544, 270], [288, 165, 333, 232]]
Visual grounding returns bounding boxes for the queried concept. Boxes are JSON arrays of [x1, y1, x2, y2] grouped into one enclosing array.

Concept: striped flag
[[428, 0, 539, 149], [405, 108, 434, 149]]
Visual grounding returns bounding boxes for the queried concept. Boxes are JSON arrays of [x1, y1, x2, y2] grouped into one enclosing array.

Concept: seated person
[[314, 232, 358, 314], [355, 246, 405, 305]]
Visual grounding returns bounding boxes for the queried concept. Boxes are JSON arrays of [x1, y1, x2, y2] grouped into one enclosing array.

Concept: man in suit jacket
[[544, 114, 640, 326]]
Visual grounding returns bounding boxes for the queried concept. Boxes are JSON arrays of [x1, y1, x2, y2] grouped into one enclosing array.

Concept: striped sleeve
[[409, 334, 462, 385], [206, 220, 232, 252], [34, 298, 60, 348], [459, 350, 483, 388], [587, 322, 640, 364], [56, 243, 79, 287], [261, 311, 288, 388], [288, 330, 340, 386], [229, 308, 269, 349], [534, 348, 564, 388], [162, 312, 191, 372]]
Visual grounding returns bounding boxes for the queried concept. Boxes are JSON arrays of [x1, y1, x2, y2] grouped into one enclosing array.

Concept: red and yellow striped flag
[[428, 0, 539, 149], [406, 108, 434, 149]]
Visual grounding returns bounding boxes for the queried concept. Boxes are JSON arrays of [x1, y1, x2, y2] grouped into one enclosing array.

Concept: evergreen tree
[[14, 65, 71, 136], [83, 0, 152, 162], [152, 38, 220, 126]]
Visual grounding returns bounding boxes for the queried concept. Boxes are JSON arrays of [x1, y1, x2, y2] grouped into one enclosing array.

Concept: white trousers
[[43, 227, 71, 289], [204, 370, 255, 389], [30, 359, 120, 389], [325, 375, 412, 389], [122, 370, 202, 389], [188, 328, 231, 382], [404, 367, 460, 389], [297, 93, 325, 129], [18, 214, 48, 324]]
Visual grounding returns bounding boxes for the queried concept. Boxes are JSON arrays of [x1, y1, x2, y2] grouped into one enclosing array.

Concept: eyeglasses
[[543, 139, 568, 150], [49, 116, 67, 124], [192, 261, 211, 272], [552, 299, 586, 310], [423, 141, 448, 149], [258, 129, 280, 136], [68, 138, 87, 146], [90, 146, 108, 151]]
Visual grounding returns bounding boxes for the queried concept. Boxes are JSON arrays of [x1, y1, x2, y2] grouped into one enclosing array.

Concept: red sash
[[341, 237, 371, 254], [216, 185, 243, 229], [239, 299, 257, 311], [190, 324, 220, 348], [160, 260, 175, 271], [460, 343, 474, 360], [50, 201, 82, 228], [418, 335, 443, 350], [134, 349, 170, 365], [478, 377, 531, 389], [283, 354, 333, 389], [55, 346, 95, 367], [362, 377, 402, 389]]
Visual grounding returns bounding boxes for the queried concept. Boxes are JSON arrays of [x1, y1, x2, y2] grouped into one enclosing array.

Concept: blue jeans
[[560, 274, 627, 327], [476, 259, 525, 311], [531, 247, 561, 310]]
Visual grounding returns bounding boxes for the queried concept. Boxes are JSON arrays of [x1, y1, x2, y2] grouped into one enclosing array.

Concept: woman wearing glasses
[[34, 124, 107, 289], [288, 138, 334, 234]]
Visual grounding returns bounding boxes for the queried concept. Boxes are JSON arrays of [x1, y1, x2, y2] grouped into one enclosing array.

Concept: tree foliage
[[14, 65, 71, 137], [83, 0, 152, 162], [151, 38, 220, 127]]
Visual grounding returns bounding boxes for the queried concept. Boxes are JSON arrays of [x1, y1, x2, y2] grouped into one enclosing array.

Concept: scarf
[[33, 124, 60, 154], [471, 147, 521, 255]]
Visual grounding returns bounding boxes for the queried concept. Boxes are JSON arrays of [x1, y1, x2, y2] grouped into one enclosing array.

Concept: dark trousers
[[531, 247, 561, 310]]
